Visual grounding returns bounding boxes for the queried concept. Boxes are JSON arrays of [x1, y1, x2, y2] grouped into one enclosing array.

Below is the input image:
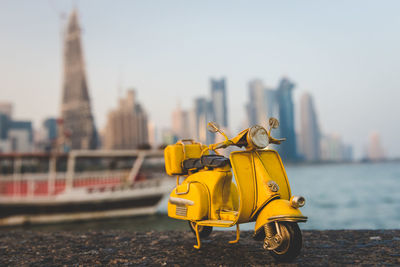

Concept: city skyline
[[1, 1, 400, 158], [246, 77, 298, 161]]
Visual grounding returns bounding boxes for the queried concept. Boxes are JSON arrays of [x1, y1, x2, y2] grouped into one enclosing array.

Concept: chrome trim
[[175, 182, 191, 195], [274, 221, 281, 236], [267, 180, 279, 192], [263, 222, 281, 250], [169, 197, 194, 206], [290, 195, 306, 208], [176, 205, 187, 217], [268, 215, 308, 223]]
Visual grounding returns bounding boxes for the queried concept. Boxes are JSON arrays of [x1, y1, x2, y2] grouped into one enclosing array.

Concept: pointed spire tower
[[61, 9, 98, 149]]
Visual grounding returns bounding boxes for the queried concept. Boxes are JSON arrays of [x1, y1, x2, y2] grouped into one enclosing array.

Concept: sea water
[[286, 162, 400, 229], [6, 162, 399, 231], [158, 161, 400, 230]]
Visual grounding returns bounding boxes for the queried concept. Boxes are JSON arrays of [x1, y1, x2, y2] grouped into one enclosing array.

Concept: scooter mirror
[[207, 122, 220, 133], [269, 117, 280, 129]]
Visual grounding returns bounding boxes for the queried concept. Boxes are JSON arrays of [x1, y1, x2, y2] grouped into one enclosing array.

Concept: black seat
[[182, 155, 230, 173], [182, 158, 203, 172], [201, 155, 230, 168]]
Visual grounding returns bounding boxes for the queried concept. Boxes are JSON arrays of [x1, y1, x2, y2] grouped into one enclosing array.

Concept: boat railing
[[0, 150, 166, 199]]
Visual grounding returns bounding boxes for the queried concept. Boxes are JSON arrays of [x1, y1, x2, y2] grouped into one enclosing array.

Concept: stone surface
[[0, 230, 399, 266]]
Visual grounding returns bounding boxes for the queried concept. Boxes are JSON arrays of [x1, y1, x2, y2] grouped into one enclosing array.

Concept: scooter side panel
[[254, 199, 307, 234], [253, 150, 291, 201], [186, 170, 235, 220], [168, 182, 209, 221], [230, 152, 256, 224]]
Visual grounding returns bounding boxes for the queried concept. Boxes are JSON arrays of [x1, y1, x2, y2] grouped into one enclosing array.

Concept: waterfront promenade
[[1, 230, 399, 266]]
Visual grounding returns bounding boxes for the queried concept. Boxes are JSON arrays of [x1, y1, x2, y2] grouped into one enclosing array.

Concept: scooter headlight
[[248, 125, 269, 149], [290, 195, 306, 208]]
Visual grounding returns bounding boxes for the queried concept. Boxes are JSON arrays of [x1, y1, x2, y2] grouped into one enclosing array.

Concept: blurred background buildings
[[0, 6, 392, 164]]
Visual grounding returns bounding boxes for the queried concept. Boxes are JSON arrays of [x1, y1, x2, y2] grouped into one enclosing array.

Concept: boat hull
[[0, 194, 164, 226]]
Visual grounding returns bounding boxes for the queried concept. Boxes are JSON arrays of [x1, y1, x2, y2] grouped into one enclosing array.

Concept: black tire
[[269, 222, 302, 262], [188, 221, 213, 238]]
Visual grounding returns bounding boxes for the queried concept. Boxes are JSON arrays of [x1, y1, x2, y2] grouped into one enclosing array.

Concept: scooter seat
[[182, 158, 203, 172], [201, 155, 230, 168]]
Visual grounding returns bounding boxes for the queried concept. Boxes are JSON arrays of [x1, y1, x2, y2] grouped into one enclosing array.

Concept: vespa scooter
[[164, 118, 307, 261]]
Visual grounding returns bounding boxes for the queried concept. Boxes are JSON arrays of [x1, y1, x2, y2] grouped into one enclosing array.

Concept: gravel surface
[[1, 230, 399, 266]]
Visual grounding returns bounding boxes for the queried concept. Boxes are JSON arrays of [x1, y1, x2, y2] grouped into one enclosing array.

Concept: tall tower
[[210, 78, 228, 128], [367, 132, 385, 161], [247, 79, 266, 127], [104, 90, 149, 149], [61, 9, 98, 149], [194, 97, 214, 144], [299, 92, 320, 161], [277, 77, 297, 161]]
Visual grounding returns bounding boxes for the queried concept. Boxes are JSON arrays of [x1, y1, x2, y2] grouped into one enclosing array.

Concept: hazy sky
[[1, 0, 400, 158]]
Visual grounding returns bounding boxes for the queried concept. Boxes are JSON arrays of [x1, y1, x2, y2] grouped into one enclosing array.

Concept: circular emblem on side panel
[[267, 180, 279, 192]]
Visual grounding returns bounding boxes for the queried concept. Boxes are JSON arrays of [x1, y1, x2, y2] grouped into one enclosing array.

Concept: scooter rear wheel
[[268, 222, 302, 262], [188, 221, 213, 238]]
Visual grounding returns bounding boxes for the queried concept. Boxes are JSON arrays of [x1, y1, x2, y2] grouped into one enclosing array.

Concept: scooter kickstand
[[229, 224, 240, 244], [193, 223, 201, 249]]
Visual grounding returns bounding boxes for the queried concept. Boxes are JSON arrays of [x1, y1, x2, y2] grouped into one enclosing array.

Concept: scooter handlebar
[[209, 140, 233, 151]]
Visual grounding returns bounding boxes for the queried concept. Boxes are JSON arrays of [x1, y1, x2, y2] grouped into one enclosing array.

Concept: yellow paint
[[167, 182, 209, 221], [193, 223, 201, 249], [164, 140, 208, 176], [164, 122, 307, 250], [229, 224, 240, 244], [230, 151, 256, 223], [254, 199, 307, 234]]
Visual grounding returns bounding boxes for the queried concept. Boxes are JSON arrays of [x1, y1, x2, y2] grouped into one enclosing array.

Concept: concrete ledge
[[1, 230, 399, 266]]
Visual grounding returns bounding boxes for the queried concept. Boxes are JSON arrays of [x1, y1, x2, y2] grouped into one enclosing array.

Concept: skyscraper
[[299, 92, 320, 161], [367, 132, 385, 161], [210, 78, 228, 128], [264, 88, 280, 125], [61, 9, 98, 150], [0, 102, 12, 142], [0, 102, 12, 117], [246, 80, 279, 129], [276, 77, 297, 161], [0, 102, 34, 153], [171, 103, 191, 140], [194, 97, 214, 144], [247, 79, 266, 127], [104, 90, 149, 149], [43, 118, 58, 141], [320, 133, 353, 162]]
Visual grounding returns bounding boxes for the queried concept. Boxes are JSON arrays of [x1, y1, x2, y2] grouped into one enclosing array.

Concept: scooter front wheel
[[188, 221, 213, 238], [268, 222, 302, 262]]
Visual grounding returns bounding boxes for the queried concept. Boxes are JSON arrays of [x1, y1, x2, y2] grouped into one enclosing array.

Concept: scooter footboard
[[254, 199, 307, 234]]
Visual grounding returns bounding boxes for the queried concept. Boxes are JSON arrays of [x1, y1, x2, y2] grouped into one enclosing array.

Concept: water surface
[[3, 162, 399, 231]]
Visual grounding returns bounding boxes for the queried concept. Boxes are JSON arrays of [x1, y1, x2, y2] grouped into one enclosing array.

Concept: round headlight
[[290, 195, 306, 208], [248, 125, 269, 149]]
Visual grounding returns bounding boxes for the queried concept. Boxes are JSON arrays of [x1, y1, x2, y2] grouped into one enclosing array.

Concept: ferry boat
[[0, 150, 174, 226]]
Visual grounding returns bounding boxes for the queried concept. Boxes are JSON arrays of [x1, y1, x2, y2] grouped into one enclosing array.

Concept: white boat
[[0, 150, 174, 226]]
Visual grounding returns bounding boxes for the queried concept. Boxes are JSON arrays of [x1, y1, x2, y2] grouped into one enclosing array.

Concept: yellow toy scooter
[[164, 118, 307, 261]]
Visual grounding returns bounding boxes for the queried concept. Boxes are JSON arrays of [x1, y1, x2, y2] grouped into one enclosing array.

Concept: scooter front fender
[[254, 199, 307, 234]]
